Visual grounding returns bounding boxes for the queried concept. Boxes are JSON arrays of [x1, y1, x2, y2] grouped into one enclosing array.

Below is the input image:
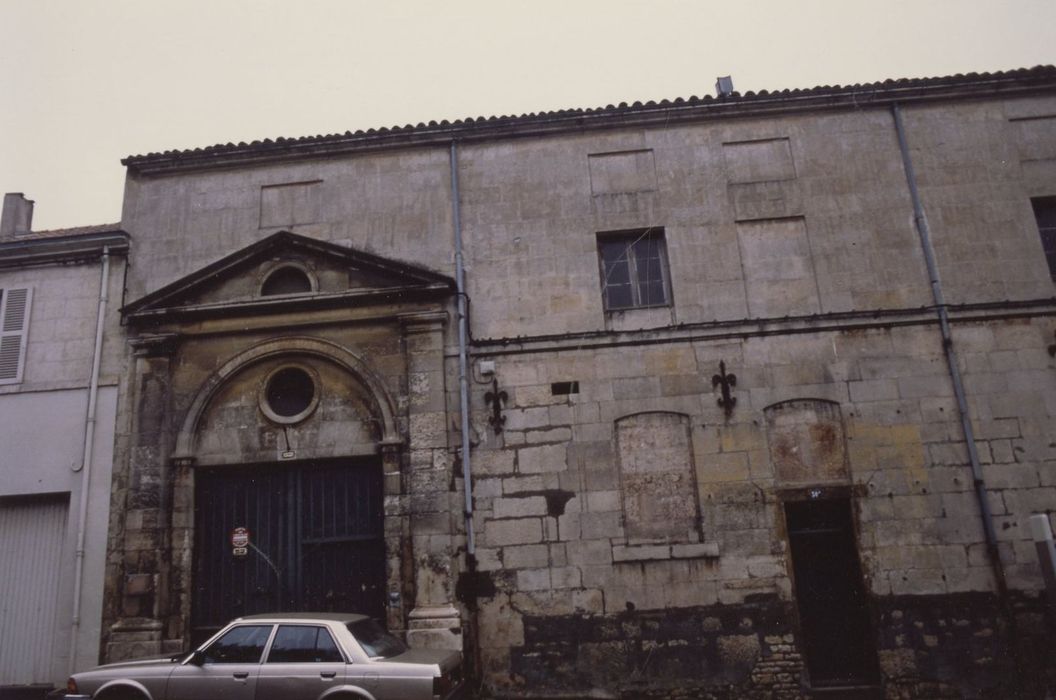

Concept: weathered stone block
[[612, 544, 670, 562], [493, 495, 549, 519], [504, 544, 550, 569], [474, 449, 516, 476], [579, 511, 622, 540], [518, 444, 567, 473], [516, 567, 551, 591], [504, 407, 551, 431], [671, 542, 720, 559], [485, 518, 543, 547]]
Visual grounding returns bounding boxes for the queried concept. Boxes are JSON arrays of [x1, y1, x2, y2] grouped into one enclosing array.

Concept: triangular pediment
[[123, 231, 454, 323]]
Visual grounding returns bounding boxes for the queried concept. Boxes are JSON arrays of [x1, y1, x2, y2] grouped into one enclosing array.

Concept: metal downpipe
[[891, 104, 1010, 603], [69, 246, 110, 673], [450, 141, 475, 556]]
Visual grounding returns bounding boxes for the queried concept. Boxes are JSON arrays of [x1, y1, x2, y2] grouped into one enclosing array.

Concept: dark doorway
[[192, 459, 385, 644], [785, 498, 879, 687]]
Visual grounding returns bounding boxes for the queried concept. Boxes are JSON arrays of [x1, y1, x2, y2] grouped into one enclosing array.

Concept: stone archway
[[165, 335, 406, 643], [172, 335, 401, 463]]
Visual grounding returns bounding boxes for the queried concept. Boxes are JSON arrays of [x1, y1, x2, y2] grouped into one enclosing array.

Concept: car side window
[[266, 625, 344, 663], [202, 625, 273, 664]]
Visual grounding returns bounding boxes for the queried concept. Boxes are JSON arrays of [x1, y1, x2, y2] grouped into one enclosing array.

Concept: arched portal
[[173, 336, 401, 462], [169, 336, 403, 643]]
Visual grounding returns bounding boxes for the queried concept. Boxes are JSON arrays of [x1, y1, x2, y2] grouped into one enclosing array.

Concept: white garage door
[[0, 495, 68, 684]]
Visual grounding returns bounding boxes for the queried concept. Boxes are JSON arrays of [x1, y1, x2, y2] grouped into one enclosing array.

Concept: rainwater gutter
[[891, 104, 1010, 606], [450, 141, 475, 557], [69, 245, 110, 673]]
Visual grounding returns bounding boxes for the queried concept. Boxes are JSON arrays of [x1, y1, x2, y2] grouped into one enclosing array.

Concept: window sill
[[612, 542, 719, 563], [604, 304, 674, 332]]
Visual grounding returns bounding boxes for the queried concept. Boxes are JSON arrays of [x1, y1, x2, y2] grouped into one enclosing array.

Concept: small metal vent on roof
[[715, 76, 735, 97]]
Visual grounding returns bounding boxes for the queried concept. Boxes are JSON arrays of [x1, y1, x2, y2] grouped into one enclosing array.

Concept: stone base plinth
[[106, 618, 163, 662], [405, 604, 463, 650]]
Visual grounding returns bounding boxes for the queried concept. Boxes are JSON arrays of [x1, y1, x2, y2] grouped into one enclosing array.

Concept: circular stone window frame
[[258, 261, 318, 297], [259, 362, 321, 425]]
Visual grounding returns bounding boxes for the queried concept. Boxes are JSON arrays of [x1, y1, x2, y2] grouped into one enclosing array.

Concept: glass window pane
[[315, 629, 343, 662], [347, 619, 407, 659], [600, 240, 634, 309], [268, 626, 315, 663], [636, 254, 663, 284], [605, 281, 634, 309], [204, 625, 272, 664], [1033, 198, 1056, 279], [268, 626, 344, 663], [598, 230, 669, 310], [639, 278, 667, 306]]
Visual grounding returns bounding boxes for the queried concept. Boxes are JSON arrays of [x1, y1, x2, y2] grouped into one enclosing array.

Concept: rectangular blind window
[[0, 288, 32, 384]]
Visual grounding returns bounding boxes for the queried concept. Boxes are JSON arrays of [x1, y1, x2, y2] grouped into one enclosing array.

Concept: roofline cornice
[[0, 231, 130, 268], [124, 282, 454, 325], [122, 67, 1056, 176]]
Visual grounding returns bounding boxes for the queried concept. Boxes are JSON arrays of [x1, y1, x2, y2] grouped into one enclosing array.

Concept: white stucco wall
[[0, 385, 117, 681]]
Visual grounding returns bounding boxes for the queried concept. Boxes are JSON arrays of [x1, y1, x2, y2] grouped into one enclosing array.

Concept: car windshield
[[347, 619, 407, 659]]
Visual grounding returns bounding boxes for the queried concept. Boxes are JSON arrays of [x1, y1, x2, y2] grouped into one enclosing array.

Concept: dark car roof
[[235, 612, 371, 623]]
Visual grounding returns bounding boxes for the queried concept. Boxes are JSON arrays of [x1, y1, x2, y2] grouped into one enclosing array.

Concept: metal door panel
[[254, 662, 346, 700], [193, 460, 385, 642], [193, 469, 288, 640], [0, 495, 67, 684], [167, 663, 260, 700]]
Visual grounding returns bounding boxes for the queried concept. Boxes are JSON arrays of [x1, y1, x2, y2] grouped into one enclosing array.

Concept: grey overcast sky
[[1, 0, 1054, 230]]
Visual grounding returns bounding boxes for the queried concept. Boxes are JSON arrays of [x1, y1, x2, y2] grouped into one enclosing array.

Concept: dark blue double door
[[192, 459, 385, 643]]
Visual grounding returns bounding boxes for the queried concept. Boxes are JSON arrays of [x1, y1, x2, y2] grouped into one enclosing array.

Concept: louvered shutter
[[0, 287, 32, 384]]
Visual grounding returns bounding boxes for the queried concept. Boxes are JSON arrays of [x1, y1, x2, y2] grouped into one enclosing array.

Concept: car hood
[[90, 654, 182, 671], [386, 648, 461, 672]]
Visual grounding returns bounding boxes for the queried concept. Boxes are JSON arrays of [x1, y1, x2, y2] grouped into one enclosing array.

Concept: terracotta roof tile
[[122, 65, 1056, 174]]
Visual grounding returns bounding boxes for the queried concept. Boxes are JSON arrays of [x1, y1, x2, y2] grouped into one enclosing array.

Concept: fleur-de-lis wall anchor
[[484, 377, 508, 435], [712, 360, 737, 420]]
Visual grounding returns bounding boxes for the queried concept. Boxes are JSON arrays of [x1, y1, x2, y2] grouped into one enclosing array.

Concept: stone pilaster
[[399, 312, 463, 650], [107, 333, 178, 660]]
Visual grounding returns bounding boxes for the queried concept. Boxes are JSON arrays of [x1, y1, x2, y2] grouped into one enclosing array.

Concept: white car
[[62, 612, 465, 700]]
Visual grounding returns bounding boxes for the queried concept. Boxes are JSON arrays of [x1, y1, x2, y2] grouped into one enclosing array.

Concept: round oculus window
[[261, 366, 318, 423]]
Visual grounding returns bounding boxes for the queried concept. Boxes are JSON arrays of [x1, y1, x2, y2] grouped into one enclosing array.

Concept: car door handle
[[320, 671, 337, 679], [233, 672, 249, 680]]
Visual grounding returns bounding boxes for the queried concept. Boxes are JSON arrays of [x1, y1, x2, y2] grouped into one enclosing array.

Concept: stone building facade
[[0, 195, 128, 689], [91, 67, 1056, 697]]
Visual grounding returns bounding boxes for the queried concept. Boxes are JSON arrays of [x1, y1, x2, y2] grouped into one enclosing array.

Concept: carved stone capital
[[378, 437, 405, 455], [398, 310, 448, 334], [129, 332, 180, 358], [170, 455, 195, 469]]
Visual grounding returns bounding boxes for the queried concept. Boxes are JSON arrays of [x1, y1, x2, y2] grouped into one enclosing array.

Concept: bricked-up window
[[1032, 197, 1056, 280], [615, 412, 700, 541], [0, 287, 32, 385], [597, 229, 671, 310]]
